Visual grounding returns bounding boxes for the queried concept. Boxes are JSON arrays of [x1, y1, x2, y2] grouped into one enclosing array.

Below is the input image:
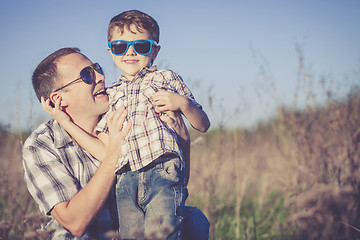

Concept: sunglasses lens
[[134, 40, 152, 55], [110, 41, 128, 55], [93, 63, 104, 75], [80, 67, 94, 84]]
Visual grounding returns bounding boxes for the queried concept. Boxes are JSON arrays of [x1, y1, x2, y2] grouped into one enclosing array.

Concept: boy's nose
[[126, 44, 136, 55]]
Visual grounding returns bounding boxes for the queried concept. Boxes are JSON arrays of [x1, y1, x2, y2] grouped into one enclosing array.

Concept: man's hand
[[41, 96, 71, 124], [159, 110, 189, 142], [50, 106, 131, 237], [160, 110, 191, 185], [105, 105, 131, 160]]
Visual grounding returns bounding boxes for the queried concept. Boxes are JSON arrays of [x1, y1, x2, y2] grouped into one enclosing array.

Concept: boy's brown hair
[[108, 10, 160, 43]]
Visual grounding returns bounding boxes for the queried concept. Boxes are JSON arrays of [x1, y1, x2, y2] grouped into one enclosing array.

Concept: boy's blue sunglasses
[[108, 39, 158, 56], [54, 63, 104, 92]]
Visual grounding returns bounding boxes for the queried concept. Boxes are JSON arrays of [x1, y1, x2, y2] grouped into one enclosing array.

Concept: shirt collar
[[50, 119, 74, 149], [117, 65, 158, 83]]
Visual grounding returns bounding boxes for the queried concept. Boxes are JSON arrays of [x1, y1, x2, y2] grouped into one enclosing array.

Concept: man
[[22, 47, 209, 239]]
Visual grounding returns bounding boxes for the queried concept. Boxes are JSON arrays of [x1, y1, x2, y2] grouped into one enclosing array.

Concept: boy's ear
[[107, 46, 112, 54], [153, 45, 161, 57], [150, 45, 161, 65]]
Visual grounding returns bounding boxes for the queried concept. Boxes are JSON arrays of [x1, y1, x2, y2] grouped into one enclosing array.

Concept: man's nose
[[94, 70, 105, 84]]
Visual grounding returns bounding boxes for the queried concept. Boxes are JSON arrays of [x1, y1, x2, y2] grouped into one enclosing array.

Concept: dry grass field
[[186, 86, 360, 239], [1, 54, 360, 239]]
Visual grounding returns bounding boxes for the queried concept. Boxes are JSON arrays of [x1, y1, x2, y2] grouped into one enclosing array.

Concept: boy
[[44, 10, 210, 239], [104, 10, 210, 239]]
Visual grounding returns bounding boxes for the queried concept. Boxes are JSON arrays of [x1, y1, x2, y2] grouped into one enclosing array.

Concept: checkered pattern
[[22, 119, 117, 239], [95, 66, 201, 172]]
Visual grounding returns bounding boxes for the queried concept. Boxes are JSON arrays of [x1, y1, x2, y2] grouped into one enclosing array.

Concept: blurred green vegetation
[[2, 85, 360, 239]]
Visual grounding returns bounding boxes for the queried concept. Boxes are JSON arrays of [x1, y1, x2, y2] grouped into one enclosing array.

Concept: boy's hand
[[41, 96, 71, 124], [152, 91, 187, 114]]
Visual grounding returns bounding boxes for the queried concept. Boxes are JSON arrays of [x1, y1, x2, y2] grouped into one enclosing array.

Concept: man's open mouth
[[94, 89, 107, 96]]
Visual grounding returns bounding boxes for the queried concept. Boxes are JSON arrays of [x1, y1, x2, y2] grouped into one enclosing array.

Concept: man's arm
[[50, 156, 117, 236], [160, 110, 191, 185], [50, 108, 130, 237]]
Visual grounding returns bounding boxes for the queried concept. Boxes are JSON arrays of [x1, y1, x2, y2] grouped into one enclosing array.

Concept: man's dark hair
[[32, 47, 81, 103]]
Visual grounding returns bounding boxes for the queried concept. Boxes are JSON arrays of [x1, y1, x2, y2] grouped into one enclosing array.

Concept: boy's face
[[108, 24, 159, 80]]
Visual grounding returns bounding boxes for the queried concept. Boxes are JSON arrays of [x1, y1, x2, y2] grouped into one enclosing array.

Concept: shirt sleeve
[[95, 112, 110, 134], [162, 70, 202, 109], [22, 139, 79, 215], [94, 84, 125, 134]]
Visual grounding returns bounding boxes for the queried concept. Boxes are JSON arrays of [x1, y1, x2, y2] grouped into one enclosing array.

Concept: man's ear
[[49, 92, 69, 108]]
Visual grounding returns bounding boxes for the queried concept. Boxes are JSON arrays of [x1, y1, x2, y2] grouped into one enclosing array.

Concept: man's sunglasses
[[54, 63, 104, 92], [108, 39, 158, 56]]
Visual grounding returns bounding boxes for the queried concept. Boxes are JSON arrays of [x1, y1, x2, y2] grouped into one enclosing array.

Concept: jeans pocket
[[158, 157, 183, 183], [115, 172, 126, 189]]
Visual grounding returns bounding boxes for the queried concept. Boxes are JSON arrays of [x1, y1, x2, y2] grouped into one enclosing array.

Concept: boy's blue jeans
[[116, 154, 187, 239]]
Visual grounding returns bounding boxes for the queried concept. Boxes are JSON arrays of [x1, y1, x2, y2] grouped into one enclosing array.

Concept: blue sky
[[1, 0, 359, 131]]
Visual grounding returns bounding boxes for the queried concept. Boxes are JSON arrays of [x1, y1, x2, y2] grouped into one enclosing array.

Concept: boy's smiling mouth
[[124, 59, 138, 64]]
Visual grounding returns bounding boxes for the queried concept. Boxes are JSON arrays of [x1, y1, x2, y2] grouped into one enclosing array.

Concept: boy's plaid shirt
[[95, 66, 201, 172]]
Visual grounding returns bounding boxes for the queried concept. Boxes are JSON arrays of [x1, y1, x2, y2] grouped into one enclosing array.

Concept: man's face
[[108, 24, 159, 80], [54, 53, 109, 121]]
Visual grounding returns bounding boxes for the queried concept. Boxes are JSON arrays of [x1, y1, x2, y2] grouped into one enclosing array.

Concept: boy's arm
[[41, 97, 107, 161], [152, 91, 210, 132]]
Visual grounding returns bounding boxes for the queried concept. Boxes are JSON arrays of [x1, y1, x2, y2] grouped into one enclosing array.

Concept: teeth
[[94, 89, 106, 96]]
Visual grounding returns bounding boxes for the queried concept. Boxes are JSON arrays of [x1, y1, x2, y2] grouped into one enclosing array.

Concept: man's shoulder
[[24, 119, 53, 143], [23, 119, 67, 149]]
